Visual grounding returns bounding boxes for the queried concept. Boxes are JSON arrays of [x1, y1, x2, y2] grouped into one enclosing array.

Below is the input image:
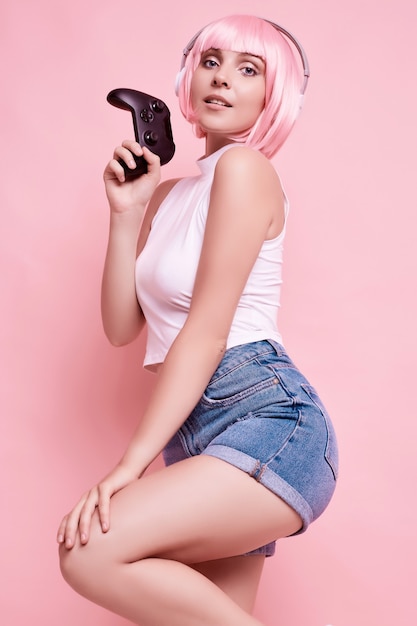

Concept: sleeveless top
[[135, 144, 289, 371]]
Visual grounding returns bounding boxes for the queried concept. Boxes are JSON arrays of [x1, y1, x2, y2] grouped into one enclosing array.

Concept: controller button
[[140, 108, 154, 123], [151, 100, 165, 113], [144, 131, 158, 146]]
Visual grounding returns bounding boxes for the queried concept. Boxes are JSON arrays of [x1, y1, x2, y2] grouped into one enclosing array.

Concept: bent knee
[[59, 542, 104, 595], [59, 543, 83, 589]]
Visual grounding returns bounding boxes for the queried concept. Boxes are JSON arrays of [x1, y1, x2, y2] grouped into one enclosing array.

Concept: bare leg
[[60, 455, 301, 625], [192, 554, 266, 613]]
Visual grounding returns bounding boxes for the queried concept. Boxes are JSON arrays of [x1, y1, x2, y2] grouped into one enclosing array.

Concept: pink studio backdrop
[[1, 1, 416, 625]]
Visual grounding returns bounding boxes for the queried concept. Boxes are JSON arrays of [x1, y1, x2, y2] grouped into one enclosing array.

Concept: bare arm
[[58, 146, 284, 547], [100, 140, 178, 345], [121, 146, 285, 472]]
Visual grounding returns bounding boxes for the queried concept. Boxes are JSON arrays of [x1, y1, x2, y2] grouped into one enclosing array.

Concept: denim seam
[[209, 348, 276, 384], [262, 409, 303, 468], [301, 384, 339, 480], [202, 445, 313, 533], [176, 425, 195, 458], [200, 374, 279, 407]]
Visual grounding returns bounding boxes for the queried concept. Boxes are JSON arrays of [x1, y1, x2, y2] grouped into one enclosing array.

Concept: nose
[[212, 68, 230, 88]]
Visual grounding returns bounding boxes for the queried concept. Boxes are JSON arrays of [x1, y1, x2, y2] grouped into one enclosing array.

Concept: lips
[[204, 95, 232, 107]]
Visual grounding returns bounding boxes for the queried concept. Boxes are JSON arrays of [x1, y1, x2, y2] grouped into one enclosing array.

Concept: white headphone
[[174, 18, 310, 109]]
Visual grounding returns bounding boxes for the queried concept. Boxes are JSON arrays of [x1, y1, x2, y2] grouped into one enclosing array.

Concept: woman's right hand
[[103, 140, 161, 215], [57, 461, 142, 550]]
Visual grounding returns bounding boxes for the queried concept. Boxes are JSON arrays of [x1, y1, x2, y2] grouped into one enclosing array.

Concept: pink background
[[1, 0, 416, 624]]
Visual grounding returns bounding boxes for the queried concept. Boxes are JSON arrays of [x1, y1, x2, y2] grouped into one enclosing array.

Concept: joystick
[[107, 88, 175, 179]]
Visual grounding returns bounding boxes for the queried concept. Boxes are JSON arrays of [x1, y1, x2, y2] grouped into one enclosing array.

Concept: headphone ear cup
[[175, 67, 186, 97]]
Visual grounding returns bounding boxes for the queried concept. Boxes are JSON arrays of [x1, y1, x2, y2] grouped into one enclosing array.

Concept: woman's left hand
[[57, 462, 140, 549]]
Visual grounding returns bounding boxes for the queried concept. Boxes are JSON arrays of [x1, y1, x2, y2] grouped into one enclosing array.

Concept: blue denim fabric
[[163, 340, 338, 557]]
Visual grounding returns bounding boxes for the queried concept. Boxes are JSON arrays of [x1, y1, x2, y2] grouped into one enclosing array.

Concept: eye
[[238, 55, 265, 77], [202, 57, 219, 69], [240, 65, 258, 76]]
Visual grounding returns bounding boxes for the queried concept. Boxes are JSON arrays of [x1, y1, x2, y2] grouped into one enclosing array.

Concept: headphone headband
[[178, 17, 310, 96]]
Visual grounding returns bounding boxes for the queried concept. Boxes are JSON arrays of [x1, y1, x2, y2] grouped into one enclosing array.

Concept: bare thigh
[[192, 555, 265, 613], [61, 455, 301, 571]]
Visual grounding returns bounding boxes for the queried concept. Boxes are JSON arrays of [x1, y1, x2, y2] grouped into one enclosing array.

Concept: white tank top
[[135, 144, 289, 370]]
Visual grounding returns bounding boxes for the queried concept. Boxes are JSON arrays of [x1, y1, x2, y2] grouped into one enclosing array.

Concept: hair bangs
[[193, 15, 271, 64]]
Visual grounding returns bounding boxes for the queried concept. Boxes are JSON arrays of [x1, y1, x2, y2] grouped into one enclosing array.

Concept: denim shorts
[[163, 340, 338, 557]]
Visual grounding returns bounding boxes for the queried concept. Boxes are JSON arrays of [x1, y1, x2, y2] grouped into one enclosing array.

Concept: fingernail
[[57, 534, 63, 543], [102, 522, 108, 532], [81, 533, 87, 543], [65, 539, 72, 548]]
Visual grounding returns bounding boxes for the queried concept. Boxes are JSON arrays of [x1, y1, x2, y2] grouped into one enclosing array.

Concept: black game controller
[[107, 88, 175, 179]]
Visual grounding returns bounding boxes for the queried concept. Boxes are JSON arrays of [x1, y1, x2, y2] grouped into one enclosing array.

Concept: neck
[[204, 135, 237, 157]]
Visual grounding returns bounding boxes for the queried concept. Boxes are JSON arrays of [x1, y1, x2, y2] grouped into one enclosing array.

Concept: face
[[190, 49, 266, 147]]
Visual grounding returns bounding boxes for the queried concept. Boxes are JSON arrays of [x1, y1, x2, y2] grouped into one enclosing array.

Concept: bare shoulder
[[214, 146, 283, 198], [211, 147, 284, 236]]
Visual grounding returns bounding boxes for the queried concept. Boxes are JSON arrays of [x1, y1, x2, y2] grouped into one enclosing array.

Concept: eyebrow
[[203, 48, 265, 67]]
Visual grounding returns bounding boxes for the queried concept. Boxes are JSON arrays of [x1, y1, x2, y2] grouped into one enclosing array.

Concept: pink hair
[[177, 15, 304, 158]]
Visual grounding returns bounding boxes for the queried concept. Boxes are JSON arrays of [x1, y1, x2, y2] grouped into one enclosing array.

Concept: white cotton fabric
[[135, 144, 289, 370]]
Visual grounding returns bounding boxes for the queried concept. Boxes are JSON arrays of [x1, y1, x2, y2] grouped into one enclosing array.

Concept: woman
[[58, 15, 338, 625]]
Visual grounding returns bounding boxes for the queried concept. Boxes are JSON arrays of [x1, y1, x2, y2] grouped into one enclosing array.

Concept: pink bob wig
[[177, 15, 305, 158]]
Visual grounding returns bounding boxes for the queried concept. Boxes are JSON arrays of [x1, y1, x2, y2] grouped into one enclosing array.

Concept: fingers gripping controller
[[107, 88, 176, 179]]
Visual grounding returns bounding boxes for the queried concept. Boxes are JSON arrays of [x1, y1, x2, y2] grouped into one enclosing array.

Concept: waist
[[143, 330, 284, 374]]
